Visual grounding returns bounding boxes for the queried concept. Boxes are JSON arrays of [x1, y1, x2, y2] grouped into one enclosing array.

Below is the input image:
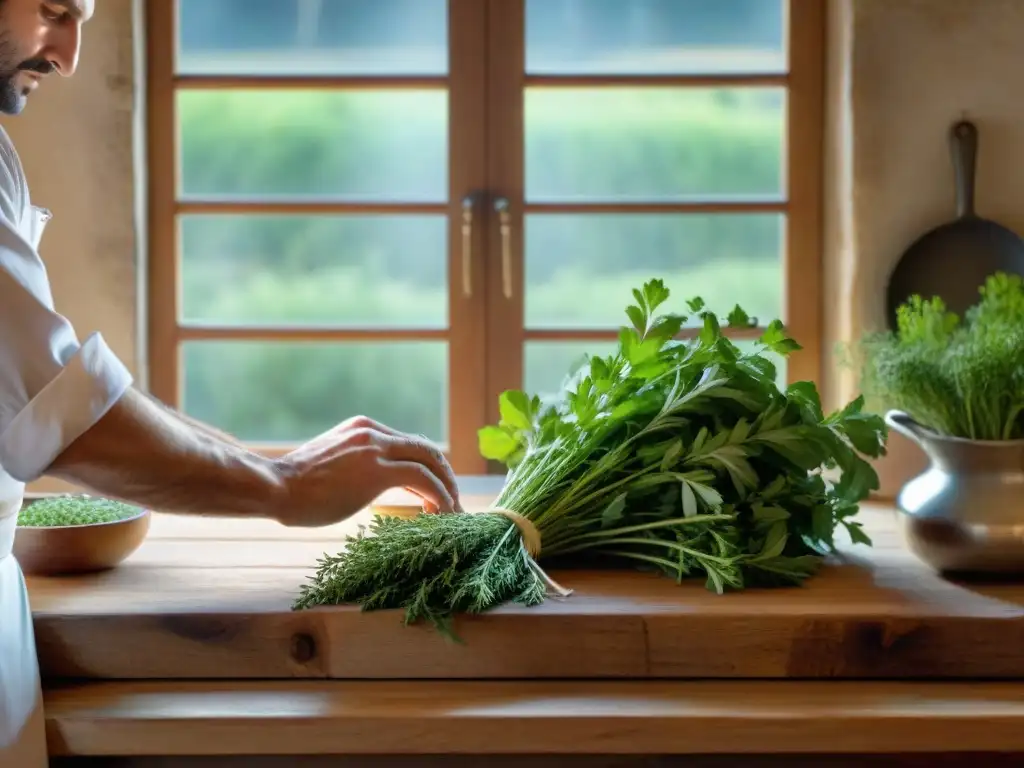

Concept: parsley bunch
[[857, 272, 1024, 441], [293, 279, 887, 635]]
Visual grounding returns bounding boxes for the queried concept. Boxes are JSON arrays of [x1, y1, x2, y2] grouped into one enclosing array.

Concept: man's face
[[0, 0, 93, 115]]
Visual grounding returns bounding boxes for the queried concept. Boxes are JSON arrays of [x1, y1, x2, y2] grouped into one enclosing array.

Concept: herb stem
[[542, 514, 734, 555]]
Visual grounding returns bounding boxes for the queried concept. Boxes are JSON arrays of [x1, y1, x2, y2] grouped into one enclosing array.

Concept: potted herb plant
[[854, 271, 1024, 573]]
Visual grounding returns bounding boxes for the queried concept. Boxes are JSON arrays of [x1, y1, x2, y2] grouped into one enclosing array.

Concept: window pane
[[182, 341, 448, 443], [525, 88, 785, 202], [177, 90, 448, 201], [525, 214, 783, 329], [524, 339, 786, 401], [526, 0, 785, 75], [176, 0, 448, 76], [179, 215, 447, 328]]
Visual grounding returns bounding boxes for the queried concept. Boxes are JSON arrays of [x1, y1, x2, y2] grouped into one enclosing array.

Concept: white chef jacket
[[0, 124, 134, 766]]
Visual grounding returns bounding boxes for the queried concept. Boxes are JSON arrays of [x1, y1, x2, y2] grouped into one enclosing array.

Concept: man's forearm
[[46, 387, 288, 520], [143, 392, 248, 448]]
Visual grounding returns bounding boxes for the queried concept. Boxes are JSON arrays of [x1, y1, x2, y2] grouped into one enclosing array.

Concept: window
[[145, 0, 824, 474]]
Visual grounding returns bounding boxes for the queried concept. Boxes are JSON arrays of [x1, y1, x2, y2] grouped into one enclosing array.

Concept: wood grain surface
[[42, 679, 1024, 757], [26, 477, 1024, 680]]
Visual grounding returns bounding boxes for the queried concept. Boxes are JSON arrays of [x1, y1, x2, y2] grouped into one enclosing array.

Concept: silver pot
[[885, 409, 1024, 574]]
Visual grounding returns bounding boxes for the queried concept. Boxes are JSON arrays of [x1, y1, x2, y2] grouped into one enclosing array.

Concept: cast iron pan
[[885, 120, 1024, 329]]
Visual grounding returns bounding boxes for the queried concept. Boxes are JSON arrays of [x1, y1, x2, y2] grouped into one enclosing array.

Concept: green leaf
[[618, 326, 638, 361], [589, 355, 611, 386], [811, 505, 834, 544], [632, 287, 646, 311], [477, 426, 520, 462], [692, 426, 709, 453], [642, 279, 670, 314], [498, 390, 533, 431], [680, 480, 698, 518], [760, 320, 803, 355], [660, 439, 683, 471], [786, 381, 824, 423], [833, 458, 880, 503], [648, 313, 685, 344], [844, 520, 872, 547], [625, 304, 646, 335], [687, 479, 723, 510], [740, 354, 777, 382], [626, 338, 662, 366], [610, 399, 643, 423], [699, 312, 721, 345], [704, 386, 765, 412], [760, 474, 788, 500], [631, 357, 672, 380], [727, 304, 755, 328], [840, 416, 888, 458], [611, 399, 643, 421], [752, 503, 790, 525], [757, 521, 789, 560], [600, 492, 628, 528], [754, 426, 829, 470], [700, 446, 759, 497], [729, 418, 751, 444]]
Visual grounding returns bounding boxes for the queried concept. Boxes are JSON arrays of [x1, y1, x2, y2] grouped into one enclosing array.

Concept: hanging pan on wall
[[885, 119, 1024, 329]]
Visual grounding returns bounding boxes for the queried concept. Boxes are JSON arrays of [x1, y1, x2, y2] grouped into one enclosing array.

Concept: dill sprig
[[855, 272, 1024, 441], [293, 279, 887, 634]]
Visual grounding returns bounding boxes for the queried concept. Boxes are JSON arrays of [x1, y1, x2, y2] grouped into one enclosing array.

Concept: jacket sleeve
[[0, 139, 133, 483]]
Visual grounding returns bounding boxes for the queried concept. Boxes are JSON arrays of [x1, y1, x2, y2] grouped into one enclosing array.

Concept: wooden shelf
[[43, 679, 1024, 758]]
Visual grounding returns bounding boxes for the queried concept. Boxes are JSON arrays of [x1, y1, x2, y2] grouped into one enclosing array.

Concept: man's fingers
[[379, 434, 461, 510], [329, 419, 459, 509], [378, 459, 455, 513], [336, 415, 404, 440]]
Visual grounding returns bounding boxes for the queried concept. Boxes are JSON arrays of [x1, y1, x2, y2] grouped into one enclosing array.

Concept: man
[[0, 2, 462, 764]]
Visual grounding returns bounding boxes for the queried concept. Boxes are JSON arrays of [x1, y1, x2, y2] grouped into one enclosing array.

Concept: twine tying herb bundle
[[293, 279, 888, 635]]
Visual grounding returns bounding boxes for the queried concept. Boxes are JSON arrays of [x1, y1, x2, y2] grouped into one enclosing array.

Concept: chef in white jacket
[[0, 1, 462, 764]]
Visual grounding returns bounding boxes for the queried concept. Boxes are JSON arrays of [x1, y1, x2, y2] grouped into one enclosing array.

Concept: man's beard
[[0, 30, 53, 115], [0, 72, 26, 115]]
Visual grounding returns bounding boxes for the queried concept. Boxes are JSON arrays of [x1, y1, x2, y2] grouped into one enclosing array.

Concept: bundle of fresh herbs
[[854, 271, 1024, 441], [293, 279, 887, 633]]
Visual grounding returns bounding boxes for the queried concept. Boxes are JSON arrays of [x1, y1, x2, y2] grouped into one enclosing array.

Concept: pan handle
[[950, 120, 978, 219]]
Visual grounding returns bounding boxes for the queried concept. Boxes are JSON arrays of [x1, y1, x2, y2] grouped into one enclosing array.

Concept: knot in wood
[[290, 633, 317, 664]]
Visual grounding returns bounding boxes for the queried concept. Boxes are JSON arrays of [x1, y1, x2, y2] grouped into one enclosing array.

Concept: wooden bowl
[[13, 496, 151, 576]]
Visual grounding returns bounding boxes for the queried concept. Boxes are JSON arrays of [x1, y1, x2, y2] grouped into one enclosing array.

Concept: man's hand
[[274, 415, 462, 527], [47, 389, 461, 527]]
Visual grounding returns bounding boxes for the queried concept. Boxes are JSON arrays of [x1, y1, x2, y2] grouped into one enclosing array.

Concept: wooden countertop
[[26, 477, 1024, 681]]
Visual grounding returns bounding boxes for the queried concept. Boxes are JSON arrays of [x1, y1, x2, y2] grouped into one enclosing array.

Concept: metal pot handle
[[884, 410, 929, 449]]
